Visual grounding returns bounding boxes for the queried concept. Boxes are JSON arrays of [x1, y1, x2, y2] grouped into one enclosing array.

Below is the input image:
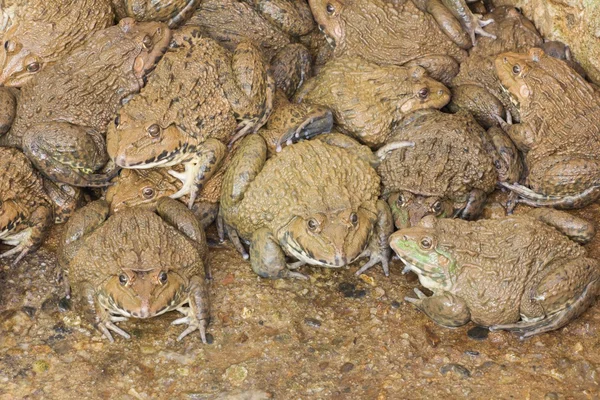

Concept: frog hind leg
[[191, 201, 219, 230], [22, 122, 116, 187], [448, 85, 505, 129], [441, 0, 496, 46], [173, 274, 211, 342], [355, 200, 393, 277], [250, 227, 308, 280], [526, 208, 596, 245], [405, 288, 471, 327], [412, 0, 472, 50], [168, 138, 227, 209], [166, 0, 200, 29]]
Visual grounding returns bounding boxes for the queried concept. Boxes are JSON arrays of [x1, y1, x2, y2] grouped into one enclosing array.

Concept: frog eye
[[417, 87, 429, 99], [396, 194, 406, 207], [420, 237, 433, 249], [512, 64, 521, 74], [119, 274, 128, 285], [26, 62, 40, 73], [114, 115, 121, 126], [142, 186, 155, 199], [494, 159, 502, 169], [147, 124, 161, 138], [142, 35, 153, 49], [326, 3, 335, 14], [307, 218, 320, 232], [350, 212, 358, 226], [158, 271, 168, 284], [431, 201, 443, 215]]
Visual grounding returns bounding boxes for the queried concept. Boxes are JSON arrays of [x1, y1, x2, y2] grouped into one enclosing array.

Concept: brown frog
[[60, 198, 210, 343], [378, 110, 520, 228], [391, 209, 600, 338], [294, 56, 451, 148], [495, 48, 600, 209], [112, 0, 199, 28], [448, 6, 543, 128], [0, 0, 115, 87], [0, 87, 16, 134], [308, 0, 467, 85], [1, 19, 172, 187], [0, 147, 53, 265], [107, 27, 275, 208]]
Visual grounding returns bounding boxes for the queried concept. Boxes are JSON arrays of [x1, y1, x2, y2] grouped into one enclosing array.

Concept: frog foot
[[172, 305, 208, 343], [494, 111, 513, 129], [168, 162, 198, 207], [97, 315, 131, 343], [274, 110, 334, 153], [500, 182, 600, 209], [0, 228, 35, 266], [355, 252, 390, 277], [404, 287, 428, 305], [284, 261, 309, 280], [375, 141, 415, 162], [468, 15, 496, 46]]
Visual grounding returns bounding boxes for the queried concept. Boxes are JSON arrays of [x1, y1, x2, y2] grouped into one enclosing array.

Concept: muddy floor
[[1, 203, 600, 399]]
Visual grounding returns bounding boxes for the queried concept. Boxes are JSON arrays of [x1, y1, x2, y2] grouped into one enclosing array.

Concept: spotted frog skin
[[219, 134, 396, 279], [0, 147, 53, 265], [495, 48, 600, 209], [294, 57, 451, 148], [107, 27, 275, 208], [390, 209, 600, 338], [1, 19, 171, 188], [60, 198, 211, 343]]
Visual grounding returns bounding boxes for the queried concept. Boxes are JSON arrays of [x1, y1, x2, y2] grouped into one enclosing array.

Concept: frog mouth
[[284, 238, 342, 268], [398, 256, 444, 280]]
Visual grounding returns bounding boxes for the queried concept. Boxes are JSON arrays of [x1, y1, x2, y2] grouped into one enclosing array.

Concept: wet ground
[[1, 203, 600, 399]]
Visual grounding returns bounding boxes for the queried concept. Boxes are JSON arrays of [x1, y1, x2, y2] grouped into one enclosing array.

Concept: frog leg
[[411, 0, 472, 49], [172, 274, 211, 342], [43, 180, 82, 224], [355, 200, 394, 277], [80, 282, 131, 343], [440, 0, 496, 46], [191, 202, 219, 230], [403, 55, 460, 86], [457, 189, 487, 220], [526, 208, 596, 245], [22, 122, 116, 187], [405, 288, 471, 327], [166, 0, 200, 29], [316, 133, 381, 168], [266, 106, 334, 153], [449, 85, 506, 129], [249, 227, 308, 279], [271, 43, 312, 98], [168, 138, 227, 208], [494, 113, 535, 153]]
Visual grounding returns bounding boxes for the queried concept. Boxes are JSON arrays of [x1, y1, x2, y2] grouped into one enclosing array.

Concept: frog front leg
[[22, 122, 116, 187], [250, 227, 308, 279], [173, 274, 211, 342], [405, 288, 471, 327], [355, 200, 394, 277], [168, 138, 227, 209], [79, 281, 131, 343], [411, 0, 471, 49], [404, 55, 460, 86]]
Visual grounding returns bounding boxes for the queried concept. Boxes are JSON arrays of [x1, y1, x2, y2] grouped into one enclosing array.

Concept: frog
[[219, 133, 401, 279], [59, 198, 211, 343], [294, 56, 451, 148], [0, 19, 172, 188], [107, 27, 275, 208], [390, 208, 600, 338], [0, 147, 53, 265], [495, 48, 600, 209], [377, 109, 520, 228], [447, 6, 543, 128], [308, 0, 467, 85], [0, 87, 17, 134], [111, 0, 199, 28], [43, 180, 85, 224], [0, 0, 115, 87]]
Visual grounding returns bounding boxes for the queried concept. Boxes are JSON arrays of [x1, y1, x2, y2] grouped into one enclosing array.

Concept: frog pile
[[0, 0, 599, 343]]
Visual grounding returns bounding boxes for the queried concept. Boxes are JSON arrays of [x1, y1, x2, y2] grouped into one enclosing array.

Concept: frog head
[[308, 0, 348, 48], [399, 67, 451, 115], [494, 48, 543, 109], [387, 191, 455, 229], [105, 169, 179, 213]]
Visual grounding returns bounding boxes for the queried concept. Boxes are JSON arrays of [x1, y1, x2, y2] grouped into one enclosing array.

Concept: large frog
[[378, 110, 520, 228], [107, 27, 274, 208], [60, 198, 211, 343], [0, 147, 53, 265], [390, 209, 600, 338], [294, 57, 451, 148], [308, 0, 467, 85], [219, 134, 399, 279], [448, 6, 543, 128], [112, 0, 199, 28], [495, 48, 600, 209], [1, 19, 172, 188], [0, 0, 115, 87]]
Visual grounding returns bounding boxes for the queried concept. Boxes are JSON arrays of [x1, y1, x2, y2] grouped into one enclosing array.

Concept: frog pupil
[[326, 4, 334, 14], [27, 62, 40, 73], [159, 271, 167, 284], [418, 88, 429, 99], [350, 213, 358, 225], [512, 65, 521, 74], [119, 274, 128, 285]]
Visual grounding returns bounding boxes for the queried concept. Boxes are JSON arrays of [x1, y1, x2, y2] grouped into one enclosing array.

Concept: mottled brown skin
[[378, 110, 504, 227], [43, 180, 84, 224], [391, 209, 600, 338], [220, 135, 393, 279], [448, 6, 542, 128], [112, 0, 199, 28], [0, 0, 115, 87], [107, 27, 274, 208], [270, 43, 312, 99], [309, 0, 467, 85], [495, 48, 600, 209], [1, 19, 172, 188], [0, 87, 16, 134], [60, 198, 210, 343], [0, 147, 53, 265], [294, 57, 451, 148], [298, 30, 334, 75]]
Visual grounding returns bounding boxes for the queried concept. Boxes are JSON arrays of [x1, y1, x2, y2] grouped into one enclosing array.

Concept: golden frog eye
[[142, 35, 153, 49], [418, 87, 429, 99], [420, 237, 433, 249], [147, 124, 161, 138], [326, 3, 335, 14], [158, 271, 168, 284], [350, 212, 358, 226], [307, 218, 319, 232], [119, 274, 128, 285], [142, 186, 155, 199], [512, 64, 521, 74], [431, 201, 443, 215], [26, 62, 40, 73]]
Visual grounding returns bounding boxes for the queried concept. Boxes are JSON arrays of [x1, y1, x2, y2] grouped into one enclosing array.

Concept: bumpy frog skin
[[60, 198, 210, 343], [107, 27, 275, 208], [219, 135, 396, 279], [0, 0, 115, 87], [294, 57, 451, 148], [1, 19, 171, 188], [0, 87, 16, 134], [390, 209, 600, 338], [495, 48, 600, 209], [0, 147, 53, 265], [308, 0, 467, 85], [112, 0, 199, 28]]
